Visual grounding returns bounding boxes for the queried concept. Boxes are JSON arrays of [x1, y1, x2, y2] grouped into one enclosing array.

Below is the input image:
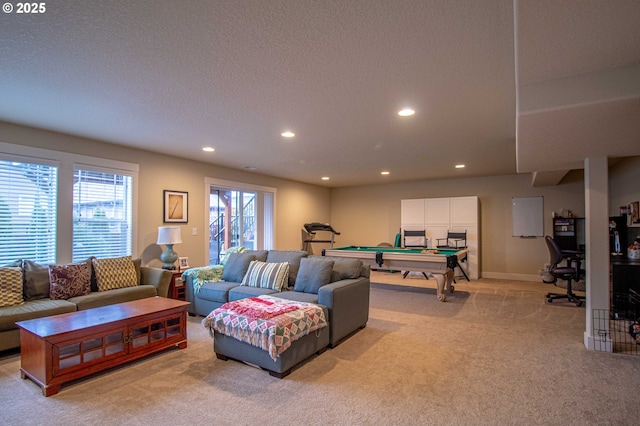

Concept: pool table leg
[[445, 270, 455, 293], [433, 270, 455, 302], [433, 274, 446, 302]]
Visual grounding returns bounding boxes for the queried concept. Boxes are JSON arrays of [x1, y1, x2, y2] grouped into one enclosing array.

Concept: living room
[[2, 1, 640, 424]]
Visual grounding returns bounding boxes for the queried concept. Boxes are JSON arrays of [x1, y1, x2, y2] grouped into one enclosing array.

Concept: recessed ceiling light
[[381, 171, 390, 175], [202, 147, 215, 152], [398, 108, 415, 117], [455, 164, 465, 169], [243, 166, 257, 171], [321, 176, 330, 181], [281, 131, 295, 138]]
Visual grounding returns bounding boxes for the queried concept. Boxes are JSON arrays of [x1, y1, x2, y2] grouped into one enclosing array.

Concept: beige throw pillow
[[0, 267, 24, 307], [92, 256, 138, 292]]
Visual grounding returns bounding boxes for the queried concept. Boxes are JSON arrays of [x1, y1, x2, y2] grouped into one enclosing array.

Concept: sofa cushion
[[323, 256, 363, 282], [133, 258, 142, 285], [265, 250, 307, 288], [241, 260, 289, 291], [23, 260, 51, 300], [222, 252, 256, 283], [229, 285, 277, 301], [92, 256, 138, 291], [0, 267, 24, 308], [273, 291, 319, 304], [48, 262, 91, 300], [69, 285, 157, 311], [0, 298, 76, 332], [294, 257, 334, 294], [197, 281, 239, 303], [246, 250, 269, 262]]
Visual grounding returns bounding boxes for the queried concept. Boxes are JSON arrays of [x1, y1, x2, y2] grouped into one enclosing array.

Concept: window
[[72, 168, 133, 261], [206, 178, 275, 265], [0, 159, 58, 264], [0, 142, 138, 264]]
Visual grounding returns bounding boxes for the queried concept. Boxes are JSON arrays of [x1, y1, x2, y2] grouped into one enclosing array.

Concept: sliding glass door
[[207, 178, 275, 265]]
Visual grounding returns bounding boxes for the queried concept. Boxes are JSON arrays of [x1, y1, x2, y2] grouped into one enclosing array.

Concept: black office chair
[[544, 235, 586, 306]]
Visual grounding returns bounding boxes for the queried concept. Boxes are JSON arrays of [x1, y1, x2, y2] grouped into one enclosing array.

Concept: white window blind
[[0, 159, 58, 264], [73, 168, 133, 261]]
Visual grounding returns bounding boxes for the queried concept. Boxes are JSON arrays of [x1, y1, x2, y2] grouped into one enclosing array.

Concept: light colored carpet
[[1, 273, 639, 425]]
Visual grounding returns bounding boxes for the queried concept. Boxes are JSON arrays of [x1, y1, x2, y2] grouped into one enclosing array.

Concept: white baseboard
[[480, 271, 542, 282]]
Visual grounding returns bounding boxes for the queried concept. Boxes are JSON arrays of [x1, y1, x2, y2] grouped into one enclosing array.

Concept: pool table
[[322, 246, 468, 302]]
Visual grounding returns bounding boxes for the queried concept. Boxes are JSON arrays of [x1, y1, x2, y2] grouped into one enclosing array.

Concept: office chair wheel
[[547, 298, 553, 303], [575, 301, 582, 307]]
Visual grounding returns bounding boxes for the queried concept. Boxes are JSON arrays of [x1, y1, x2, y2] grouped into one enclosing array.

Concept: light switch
[[192, 227, 197, 236]]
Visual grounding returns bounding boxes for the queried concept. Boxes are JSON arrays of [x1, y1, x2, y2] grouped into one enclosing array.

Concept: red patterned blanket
[[202, 295, 327, 361]]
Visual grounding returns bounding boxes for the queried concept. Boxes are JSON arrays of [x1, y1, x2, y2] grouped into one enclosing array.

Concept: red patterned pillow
[[49, 262, 91, 300]]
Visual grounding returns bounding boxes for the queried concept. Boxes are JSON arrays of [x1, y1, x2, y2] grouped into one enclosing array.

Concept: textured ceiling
[[0, 0, 639, 187]]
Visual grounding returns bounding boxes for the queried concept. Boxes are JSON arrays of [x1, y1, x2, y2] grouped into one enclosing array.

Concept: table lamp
[[157, 226, 182, 270]]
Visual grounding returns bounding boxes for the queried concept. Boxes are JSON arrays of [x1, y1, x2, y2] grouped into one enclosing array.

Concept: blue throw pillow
[[222, 253, 256, 283], [294, 257, 334, 294]]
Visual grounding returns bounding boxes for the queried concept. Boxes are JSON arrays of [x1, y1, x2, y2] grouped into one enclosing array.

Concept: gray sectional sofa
[[184, 249, 371, 376], [0, 257, 172, 352]]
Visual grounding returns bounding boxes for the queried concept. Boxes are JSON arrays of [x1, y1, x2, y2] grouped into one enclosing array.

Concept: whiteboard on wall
[[512, 197, 543, 237]]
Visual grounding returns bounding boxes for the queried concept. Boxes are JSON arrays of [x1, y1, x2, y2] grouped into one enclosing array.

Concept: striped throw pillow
[[0, 267, 24, 307], [241, 261, 289, 291]]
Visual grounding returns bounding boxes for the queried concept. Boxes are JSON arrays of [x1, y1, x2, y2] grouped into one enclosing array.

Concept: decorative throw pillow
[[241, 261, 289, 292], [220, 246, 248, 265], [222, 253, 256, 283], [92, 256, 138, 292], [294, 257, 335, 294], [0, 267, 24, 307], [22, 260, 51, 300], [265, 250, 307, 289], [323, 257, 363, 282], [49, 262, 91, 300]]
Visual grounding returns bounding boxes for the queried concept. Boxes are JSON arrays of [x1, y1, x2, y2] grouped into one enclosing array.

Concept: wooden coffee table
[[16, 297, 189, 396]]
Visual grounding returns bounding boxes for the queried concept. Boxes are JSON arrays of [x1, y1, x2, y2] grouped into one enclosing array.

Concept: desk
[[322, 246, 467, 302]]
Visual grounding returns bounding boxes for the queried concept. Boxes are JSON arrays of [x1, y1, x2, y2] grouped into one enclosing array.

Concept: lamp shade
[[157, 226, 182, 245]]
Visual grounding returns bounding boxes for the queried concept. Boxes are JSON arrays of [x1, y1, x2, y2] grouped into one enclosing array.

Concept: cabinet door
[[425, 198, 450, 225], [451, 196, 477, 224], [128, 314, 185, 354], [53, 329, 127, 376], [401, 199, 425, 227]]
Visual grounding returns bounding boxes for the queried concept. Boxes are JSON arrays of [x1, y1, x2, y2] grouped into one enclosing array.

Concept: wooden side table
[[168, 271, 186, 301]]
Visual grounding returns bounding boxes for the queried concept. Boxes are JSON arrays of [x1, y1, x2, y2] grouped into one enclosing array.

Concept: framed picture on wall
[[164, 190, 188, 223]]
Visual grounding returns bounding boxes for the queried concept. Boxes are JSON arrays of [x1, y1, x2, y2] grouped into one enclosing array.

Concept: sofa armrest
[[317, 276, 370, 347], [140, 266, 173, 298], [184, 275, 196, 303]]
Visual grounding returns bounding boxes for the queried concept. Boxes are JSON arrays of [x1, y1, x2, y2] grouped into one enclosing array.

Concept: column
[[583, 156, 611, 351]]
